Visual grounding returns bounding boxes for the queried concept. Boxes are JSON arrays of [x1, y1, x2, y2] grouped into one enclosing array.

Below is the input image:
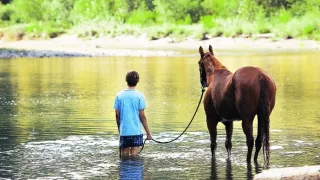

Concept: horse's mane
[[206, 53, 227, 70]]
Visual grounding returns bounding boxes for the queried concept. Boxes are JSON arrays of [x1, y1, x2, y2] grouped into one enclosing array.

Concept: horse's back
[[232, 66, 276, 118]]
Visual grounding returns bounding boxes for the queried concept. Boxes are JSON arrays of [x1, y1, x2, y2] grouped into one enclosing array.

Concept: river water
[[0, 51, 319, 179]]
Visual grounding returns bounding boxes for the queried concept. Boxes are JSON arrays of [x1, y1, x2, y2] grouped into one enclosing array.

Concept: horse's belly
[[214, 94, 241, 122], [220, 118, 241, 123], [216, 106, 241, 122]]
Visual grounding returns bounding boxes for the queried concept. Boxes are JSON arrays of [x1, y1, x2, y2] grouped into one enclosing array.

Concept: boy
[[114, 71, 152, 157]]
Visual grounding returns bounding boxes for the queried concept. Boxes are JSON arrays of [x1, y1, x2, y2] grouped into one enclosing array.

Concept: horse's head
[[198, 45, 215, 88], [198, 45, 225, 88]]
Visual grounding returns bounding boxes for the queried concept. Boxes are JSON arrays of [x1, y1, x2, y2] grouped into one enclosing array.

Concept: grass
[[270, 10, 320, 40]]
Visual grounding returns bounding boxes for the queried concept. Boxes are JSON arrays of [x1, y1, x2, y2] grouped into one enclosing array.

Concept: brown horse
[[198, 45, 276, 163]]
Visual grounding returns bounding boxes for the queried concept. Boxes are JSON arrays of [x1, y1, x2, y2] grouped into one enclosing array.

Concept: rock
[[254, 165, 320, 180]]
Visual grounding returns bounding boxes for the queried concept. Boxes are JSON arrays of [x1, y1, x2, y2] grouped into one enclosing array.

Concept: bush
[[0, 4, 13, 22], [25, 22, 65, 38], [200, 15, 216, 30], [126, 10, 156, 25]]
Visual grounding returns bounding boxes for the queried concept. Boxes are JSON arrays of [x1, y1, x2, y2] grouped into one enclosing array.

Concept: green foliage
[[11, 0, 42, 22], [255, 9, 271, 34], [288, 0, 320, 16], [0, 0, 319, 40], [200, 15, 216, 30], [1, 0, 73, 26], [0, 4, 13, 22], [153, 0, 205, 24], [70, 0, 111, 23], [277, 9, 292, 24], [25, 22, 65, 39], [271, 9, 320, 39], [126, 10, 156, 25]]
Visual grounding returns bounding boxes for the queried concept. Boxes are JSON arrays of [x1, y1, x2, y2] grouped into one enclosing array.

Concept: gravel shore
[[0, 35, 319, 58]]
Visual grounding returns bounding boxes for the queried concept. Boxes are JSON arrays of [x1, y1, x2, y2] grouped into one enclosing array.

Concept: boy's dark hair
[[126, 71, 139, 87]]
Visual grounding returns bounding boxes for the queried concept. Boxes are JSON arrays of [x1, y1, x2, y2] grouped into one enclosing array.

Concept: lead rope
[[139, 87, 206, 154]]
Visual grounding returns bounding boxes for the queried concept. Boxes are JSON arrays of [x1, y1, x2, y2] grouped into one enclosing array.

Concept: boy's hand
[[147, 133, 152, 140]]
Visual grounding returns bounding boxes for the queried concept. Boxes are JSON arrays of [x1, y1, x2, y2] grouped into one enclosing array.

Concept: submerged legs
[[207, 119, 218, 154], [204, 90, 220, 155], [254, 115, 263, 161], [223, 121, 233, 157]]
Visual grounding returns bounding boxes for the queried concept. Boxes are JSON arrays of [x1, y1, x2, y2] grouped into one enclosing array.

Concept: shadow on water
[[119, 156, 144, 180]]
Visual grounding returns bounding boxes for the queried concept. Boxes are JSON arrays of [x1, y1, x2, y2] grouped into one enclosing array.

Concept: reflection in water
[[211, 156, 264, 180], [247, 163, 253, 180], [120, 156, 144, 180], [226, 158, 233, 180], [210, 157, 238, 180], [211, 156, 217, 180]]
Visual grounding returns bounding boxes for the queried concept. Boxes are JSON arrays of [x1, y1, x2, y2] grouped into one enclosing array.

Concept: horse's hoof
[[226, 150, 231, 158]]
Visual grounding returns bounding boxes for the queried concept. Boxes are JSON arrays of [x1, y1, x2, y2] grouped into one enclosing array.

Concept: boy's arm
[[115, 110, 120, 133], [139, 109, 152, 140]]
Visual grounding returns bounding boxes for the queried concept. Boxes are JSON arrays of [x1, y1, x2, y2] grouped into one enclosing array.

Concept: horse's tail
[[259, 75, 270, 164]]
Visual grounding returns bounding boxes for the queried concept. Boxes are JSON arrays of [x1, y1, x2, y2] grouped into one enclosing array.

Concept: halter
[[199, 53, 211, 88]]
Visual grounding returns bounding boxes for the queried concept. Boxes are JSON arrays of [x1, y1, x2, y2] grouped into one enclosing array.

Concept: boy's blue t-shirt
[[114, 89, 146, 136]]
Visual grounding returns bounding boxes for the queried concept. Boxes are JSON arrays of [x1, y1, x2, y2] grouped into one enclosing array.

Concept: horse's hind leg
[[242, 117, 254, 162], [223, 121, 233, 157], [254, 115, 263, 161]]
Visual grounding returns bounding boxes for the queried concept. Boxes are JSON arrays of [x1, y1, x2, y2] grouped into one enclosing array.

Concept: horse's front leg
[[223, 121, 233, 158], [204, 88, 220, 155], [206, 116, 218, 155]]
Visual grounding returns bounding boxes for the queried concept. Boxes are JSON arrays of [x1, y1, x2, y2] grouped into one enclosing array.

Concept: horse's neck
[[213, 69, 232, 79], [206, 69, 231, 87]]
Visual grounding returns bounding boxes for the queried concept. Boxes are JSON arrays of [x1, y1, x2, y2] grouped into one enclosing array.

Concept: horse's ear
[[199, 46, 204, 58], [209, 45, 214, 56]]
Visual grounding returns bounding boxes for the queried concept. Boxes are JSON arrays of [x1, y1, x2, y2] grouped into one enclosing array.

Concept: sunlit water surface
[[0, 51, 320, 179]]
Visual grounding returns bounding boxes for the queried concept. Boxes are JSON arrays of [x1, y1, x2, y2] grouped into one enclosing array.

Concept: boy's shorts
[[120, 134, 143, 148]]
